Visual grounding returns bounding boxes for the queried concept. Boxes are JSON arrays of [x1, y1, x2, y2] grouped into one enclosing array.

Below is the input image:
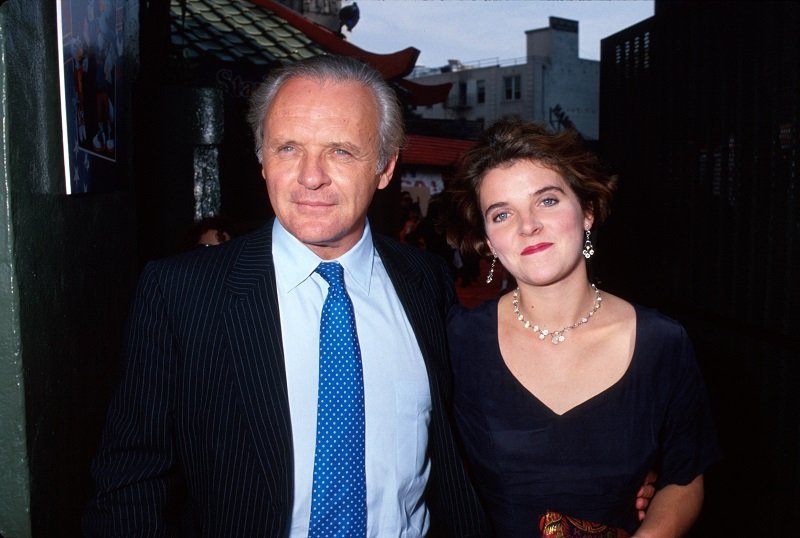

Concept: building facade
[[409, 17, 600, 140]]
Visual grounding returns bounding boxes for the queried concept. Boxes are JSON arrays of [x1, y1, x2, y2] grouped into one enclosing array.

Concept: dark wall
[[133, 20, 276, 261], [4, 1, 140, 535], [599, 1, 799, 532]]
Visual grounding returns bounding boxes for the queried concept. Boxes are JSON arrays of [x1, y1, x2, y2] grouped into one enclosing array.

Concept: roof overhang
[[247, 0, 420, 79]]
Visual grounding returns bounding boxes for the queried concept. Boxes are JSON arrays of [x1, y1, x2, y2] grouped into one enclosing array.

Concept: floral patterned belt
[[539, 511, 631, 538]]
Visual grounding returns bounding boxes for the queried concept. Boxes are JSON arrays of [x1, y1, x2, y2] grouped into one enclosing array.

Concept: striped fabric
[[83, 221, 489, 537]]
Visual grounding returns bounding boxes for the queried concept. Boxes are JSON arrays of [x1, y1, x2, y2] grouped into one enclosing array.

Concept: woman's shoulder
[[624, 302, 699, 379], [448, 297, 500, 335], [596, 292, 693, 367], [448, 298, 501, 371], [631, 302, 691, 344], [601, 291, 688, 338]]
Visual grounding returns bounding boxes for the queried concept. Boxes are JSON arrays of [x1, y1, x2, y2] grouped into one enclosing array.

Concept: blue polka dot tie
[[309, 262, 367, 537]]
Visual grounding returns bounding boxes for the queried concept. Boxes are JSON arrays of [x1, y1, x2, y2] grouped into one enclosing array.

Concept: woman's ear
[[584, 204, 595, 230]]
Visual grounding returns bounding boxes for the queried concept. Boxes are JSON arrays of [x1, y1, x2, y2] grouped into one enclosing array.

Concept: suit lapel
[[221, 223, 294, 504]]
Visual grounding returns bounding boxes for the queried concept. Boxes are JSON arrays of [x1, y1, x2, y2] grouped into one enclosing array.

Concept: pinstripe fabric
[[83, 221, 489, 537]]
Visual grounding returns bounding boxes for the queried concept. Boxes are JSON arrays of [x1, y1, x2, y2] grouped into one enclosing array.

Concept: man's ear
[[377, 153, 399, 190]]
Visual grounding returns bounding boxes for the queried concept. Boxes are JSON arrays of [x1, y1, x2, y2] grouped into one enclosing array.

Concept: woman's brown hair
[[445, 119, 617, 256]]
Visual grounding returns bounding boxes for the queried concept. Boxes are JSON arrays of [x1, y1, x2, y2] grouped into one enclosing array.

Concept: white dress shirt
[[272, 219, 432, 538]]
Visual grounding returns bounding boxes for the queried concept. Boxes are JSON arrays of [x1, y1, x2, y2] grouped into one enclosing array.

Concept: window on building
[[504, 75, 521, 100], [458, 81, 467, 107], [477, 80, 485, 104]]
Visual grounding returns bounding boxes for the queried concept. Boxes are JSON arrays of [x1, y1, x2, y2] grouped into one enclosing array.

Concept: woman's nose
[[519, 211, 542, 235]]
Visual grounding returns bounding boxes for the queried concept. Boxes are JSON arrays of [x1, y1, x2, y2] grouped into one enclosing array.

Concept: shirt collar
[[272, 218, 375, 294]]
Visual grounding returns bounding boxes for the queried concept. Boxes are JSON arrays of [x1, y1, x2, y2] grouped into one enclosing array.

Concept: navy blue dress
[[448, 299, 720, 537]]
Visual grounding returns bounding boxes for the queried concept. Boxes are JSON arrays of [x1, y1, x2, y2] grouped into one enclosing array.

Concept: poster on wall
[[56, 0, 125, 194]]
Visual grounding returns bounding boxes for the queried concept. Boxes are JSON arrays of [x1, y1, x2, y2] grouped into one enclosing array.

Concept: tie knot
[[315, 261, 345, 287]]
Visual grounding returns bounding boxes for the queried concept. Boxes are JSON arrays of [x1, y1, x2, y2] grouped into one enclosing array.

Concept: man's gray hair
[[247, 55, 405, 174]]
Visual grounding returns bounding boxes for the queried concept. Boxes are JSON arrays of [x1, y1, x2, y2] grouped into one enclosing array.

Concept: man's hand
[[636, 470, 658, 521]]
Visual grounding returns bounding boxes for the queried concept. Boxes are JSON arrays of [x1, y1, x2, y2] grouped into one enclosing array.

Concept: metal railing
[[410, 56, 528, 78]]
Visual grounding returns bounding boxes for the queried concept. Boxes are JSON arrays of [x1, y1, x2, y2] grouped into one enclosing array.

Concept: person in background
[[399, 202, 422, 245], [83, 54, 489, 537], [177, 214, 246, 251], [445, 119, 719, 537], [406, 194, 458, 277]]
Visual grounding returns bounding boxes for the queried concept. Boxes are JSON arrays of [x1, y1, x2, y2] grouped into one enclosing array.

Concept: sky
[[344, 0, 655, 67]]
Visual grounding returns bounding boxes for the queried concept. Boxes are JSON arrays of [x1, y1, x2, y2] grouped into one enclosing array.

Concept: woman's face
[[480, 159, 592, 287]]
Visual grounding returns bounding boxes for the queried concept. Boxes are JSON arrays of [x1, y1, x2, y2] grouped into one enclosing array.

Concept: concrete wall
[[411, 19, 599, 140], [0, 1, 139, 536], [0, 3, 31, 534], [543, 56, 600, 139]]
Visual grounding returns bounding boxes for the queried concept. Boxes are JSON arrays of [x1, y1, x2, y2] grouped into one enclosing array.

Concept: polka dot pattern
[[309, 262, 367, 537]]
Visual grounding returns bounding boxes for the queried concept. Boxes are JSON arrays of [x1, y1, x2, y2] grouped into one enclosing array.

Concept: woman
[[446, 119, 719, 537]]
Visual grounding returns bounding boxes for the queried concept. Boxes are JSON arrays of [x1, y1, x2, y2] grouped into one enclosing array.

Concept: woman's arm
[[633, 475, 704, 538]]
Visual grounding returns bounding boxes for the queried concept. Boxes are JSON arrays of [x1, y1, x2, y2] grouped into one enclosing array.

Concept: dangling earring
[[582, 229, 595, 259], [486, 254, 497, 284]]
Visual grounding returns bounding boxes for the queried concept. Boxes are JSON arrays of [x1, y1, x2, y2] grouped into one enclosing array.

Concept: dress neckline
[[491, 300, 641, 418]]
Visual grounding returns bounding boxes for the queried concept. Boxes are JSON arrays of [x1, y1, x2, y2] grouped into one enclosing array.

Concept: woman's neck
[[513, 274, 598, 331]]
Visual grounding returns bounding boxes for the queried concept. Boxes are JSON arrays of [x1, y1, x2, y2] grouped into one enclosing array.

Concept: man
[[83, 55, 489, 536]]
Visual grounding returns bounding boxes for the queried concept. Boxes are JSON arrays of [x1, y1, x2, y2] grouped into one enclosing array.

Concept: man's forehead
[[263, 78, 380, 144], [275, 76, 370, 101]]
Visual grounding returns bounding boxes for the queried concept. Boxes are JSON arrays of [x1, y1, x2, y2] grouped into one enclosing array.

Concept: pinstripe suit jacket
[[84, 222, 489, 537]]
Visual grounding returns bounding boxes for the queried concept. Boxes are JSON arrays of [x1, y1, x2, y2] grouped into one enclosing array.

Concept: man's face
[[260, 77, 396, 259]]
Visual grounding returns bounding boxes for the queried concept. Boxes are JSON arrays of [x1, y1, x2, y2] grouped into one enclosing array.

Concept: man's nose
[[297, 154, 330, 189]]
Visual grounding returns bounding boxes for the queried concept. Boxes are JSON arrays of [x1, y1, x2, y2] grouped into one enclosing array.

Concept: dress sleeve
[[656, 325, 721, 489]]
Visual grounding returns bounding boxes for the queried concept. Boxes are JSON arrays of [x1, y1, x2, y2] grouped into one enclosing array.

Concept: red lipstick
[[521, 243, 552, 255]]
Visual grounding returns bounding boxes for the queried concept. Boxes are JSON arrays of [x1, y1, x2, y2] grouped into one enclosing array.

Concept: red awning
[[400, 135, 474, 167]]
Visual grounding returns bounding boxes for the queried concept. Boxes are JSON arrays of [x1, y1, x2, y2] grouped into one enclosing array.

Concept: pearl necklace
[[511, 284, 602, 345]]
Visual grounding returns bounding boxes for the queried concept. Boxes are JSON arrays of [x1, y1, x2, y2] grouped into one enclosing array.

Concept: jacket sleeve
[[83, 262, 184, 537]]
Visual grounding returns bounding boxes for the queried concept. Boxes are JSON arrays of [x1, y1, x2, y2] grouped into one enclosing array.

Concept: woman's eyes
[[490, 197, 559, 222], [492, 211, 509, 223]]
